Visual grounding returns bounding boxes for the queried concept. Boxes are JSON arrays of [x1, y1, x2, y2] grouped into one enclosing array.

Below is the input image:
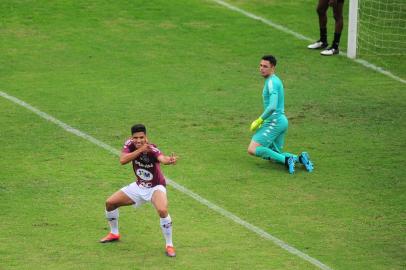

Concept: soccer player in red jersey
[[99, 124, 177, 257]]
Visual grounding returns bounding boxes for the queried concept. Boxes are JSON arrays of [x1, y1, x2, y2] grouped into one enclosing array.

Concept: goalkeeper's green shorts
[[252, 115, 288, 152]]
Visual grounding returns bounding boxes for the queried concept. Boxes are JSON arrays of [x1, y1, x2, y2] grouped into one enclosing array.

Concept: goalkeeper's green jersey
[[260, 74, 285, 122]]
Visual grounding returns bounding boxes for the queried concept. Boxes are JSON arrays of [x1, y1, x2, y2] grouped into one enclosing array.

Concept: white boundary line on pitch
[[211, 0, 406, 84], [0, 90, 333, 270]]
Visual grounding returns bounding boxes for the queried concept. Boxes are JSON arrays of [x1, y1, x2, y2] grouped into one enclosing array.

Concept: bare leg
[[100, 190, 134, 240], [333, 1, 344, 33], [248, 140, 261, 156], [105, 190, 134, 211], [152, 189, 173, 248], [317, 0, 329, 29], [151, 190, 168, 218]]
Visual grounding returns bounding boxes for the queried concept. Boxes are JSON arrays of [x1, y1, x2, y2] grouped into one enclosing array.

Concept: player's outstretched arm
[[158, 153, 177, 165]]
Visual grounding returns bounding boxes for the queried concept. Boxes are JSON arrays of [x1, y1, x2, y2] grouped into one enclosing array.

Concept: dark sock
[[332, 32, 341, 49], [284, 156, 289, 168], [320, 28, 327, 43]]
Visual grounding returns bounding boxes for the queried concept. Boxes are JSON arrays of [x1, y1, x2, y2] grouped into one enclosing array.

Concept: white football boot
[[320, 47, 339, 56], [307, 40, 328, 49]]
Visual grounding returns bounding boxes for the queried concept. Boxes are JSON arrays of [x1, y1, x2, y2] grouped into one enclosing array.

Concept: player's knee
[[248, 143, 258, 155], [248, 147, 255, 155], [157, 208, 168, 218], [105, 199, 117, 211]]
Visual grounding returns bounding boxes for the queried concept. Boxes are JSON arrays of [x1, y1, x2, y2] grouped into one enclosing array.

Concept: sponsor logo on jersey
[[140, 153, 151, 163], [136, 168, 153, 181], [134, 160, 153, 168]]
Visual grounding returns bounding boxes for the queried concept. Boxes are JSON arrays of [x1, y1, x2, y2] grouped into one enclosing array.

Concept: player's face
[[259, 60, 274, 77], [132, 132, 147, 148]]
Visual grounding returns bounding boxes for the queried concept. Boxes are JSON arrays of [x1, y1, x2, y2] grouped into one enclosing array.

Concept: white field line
[[0, 90, 333, 270], [211, 0, 406, 84]]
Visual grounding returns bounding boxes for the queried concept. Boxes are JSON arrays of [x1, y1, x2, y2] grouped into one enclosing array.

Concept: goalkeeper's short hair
[[262, 55, 277, 66]]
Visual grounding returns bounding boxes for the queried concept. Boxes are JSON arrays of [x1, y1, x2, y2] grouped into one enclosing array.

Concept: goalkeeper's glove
[[250, 117, 264, 131]]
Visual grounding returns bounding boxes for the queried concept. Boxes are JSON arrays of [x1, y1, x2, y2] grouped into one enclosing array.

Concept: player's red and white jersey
[[122, 140, 166, 187]]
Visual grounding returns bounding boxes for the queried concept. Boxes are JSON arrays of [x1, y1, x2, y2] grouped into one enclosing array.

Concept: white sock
[[160, 214, 173, 247], [106, 209, 119, 235]]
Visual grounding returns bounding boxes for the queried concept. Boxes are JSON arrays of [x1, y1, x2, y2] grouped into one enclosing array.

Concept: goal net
[[356, 0, 406, 56]]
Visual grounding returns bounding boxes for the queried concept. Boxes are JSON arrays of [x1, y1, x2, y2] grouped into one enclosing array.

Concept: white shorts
[[121, 182, 166, 208]]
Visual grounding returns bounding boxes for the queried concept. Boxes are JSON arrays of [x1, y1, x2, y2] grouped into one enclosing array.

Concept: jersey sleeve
[[122, 139, 135, 153], [260, 79, 278, 119], [149, 144, 163, 159]]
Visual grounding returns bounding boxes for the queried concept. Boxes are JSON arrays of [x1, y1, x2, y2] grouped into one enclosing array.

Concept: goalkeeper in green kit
[[247, 55, 314, 174]]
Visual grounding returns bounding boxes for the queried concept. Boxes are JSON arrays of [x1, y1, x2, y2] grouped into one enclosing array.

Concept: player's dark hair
[[262, 55, 277, 66], [131, 124, 146, 135]]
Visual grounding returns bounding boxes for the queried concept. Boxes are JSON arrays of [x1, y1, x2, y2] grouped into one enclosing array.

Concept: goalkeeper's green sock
[[255, 146, 285, 164]]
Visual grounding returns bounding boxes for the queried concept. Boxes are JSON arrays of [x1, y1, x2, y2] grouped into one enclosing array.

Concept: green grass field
[[1, 1, 405, 269]]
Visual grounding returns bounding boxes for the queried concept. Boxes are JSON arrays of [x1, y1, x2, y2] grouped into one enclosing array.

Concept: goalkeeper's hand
[[250, 117, 264, 131]]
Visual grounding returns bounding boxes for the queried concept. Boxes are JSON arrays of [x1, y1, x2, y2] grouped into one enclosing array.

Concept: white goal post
[[347, 0, 359, 58]]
